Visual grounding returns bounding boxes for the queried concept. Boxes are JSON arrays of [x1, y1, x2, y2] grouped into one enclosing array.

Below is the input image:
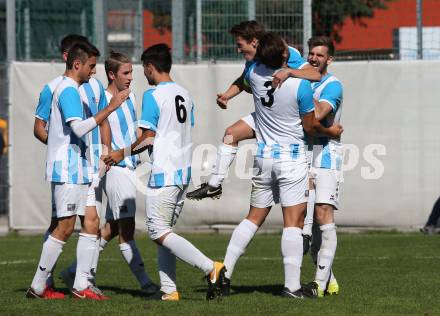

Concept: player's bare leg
[[187, 119, 255, 200]]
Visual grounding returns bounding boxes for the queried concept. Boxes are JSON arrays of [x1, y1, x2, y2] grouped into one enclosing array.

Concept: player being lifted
[[187, 20, 320, 200], [27, 42, 126, 300], [103, 44, 225, 301], [219, 32, 342, 298], [300, 36, 343, 298]]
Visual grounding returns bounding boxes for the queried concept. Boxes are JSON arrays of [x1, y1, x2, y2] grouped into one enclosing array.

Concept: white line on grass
[[2, 256, 440, 265]]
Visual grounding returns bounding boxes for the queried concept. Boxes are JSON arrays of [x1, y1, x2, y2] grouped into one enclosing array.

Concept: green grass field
[[0, 232, 439, 315]]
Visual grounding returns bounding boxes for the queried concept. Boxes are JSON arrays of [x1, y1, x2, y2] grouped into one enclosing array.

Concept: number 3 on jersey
[[175, 95, 187, 123], [260, 81, 275, 107]]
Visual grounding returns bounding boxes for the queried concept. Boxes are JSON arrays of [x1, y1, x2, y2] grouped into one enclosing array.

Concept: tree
[[313, 0, 395, 43]]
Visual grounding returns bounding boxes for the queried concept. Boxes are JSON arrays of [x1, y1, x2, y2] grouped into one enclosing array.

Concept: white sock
[[42, 230, 55, 288], [162, 233, 214, 275], [303, 190, 315, 236], [119, 240, 152, 287], [87, 237, 104, 286], [281, 227, 303, 292], [73, 233, 97, 291], [315, 223, 337, 290], [157, 245, 177, 294], [208, 144, 238, 188], [224, 219, 258, 279], [31, 235, 65, 294]]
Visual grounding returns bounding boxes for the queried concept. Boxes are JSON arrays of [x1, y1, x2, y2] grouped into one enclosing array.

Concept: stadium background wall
[[8, 61, 440, 231]]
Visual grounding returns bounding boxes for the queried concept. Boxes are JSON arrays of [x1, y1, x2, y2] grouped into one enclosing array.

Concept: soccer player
[[33, 34, 114, 297], [187, 20, 321, 200], [219, 32, 343, 298], [299, 36, 343, 298], [33, 34, 102, 293], [26, 42, 128, 299], [95, 51, 158, 294], [103, 44, 225, 301]]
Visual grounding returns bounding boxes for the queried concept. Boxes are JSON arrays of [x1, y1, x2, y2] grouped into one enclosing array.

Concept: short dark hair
[[105, 51, 131, 83], [307, 36, 335, 56], [141, 44, 172, 73], [60, 34, 89, 54], [229, 20, 266, 42], [256, 32, 285, 69], [66, 42, 100, 69]]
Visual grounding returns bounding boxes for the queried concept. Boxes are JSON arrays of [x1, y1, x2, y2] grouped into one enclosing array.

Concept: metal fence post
[[248, 0, 255, 21], [134, 0, 144, 62], [416, 0, 423, 60], [6, 0, 16, 63], [303, 0, 312, 57], [196, 0, 202, 62], [172, 0, 185, 63], [94, 0, 107, 60]]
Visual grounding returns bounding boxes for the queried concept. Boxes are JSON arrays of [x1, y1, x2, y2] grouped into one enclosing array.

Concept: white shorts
[[314, 168, 341, 210], [79, 176, 103, 216], [51, 182, 89, 218], [240, 112, 256, 131], [145, 185, 187, 240], [250, 157, 308, 208], [104, 166, 137, 220]]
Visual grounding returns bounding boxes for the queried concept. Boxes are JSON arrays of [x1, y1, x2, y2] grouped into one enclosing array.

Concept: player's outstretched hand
[[272, 68, 290, 88], [102, 149, 124, 167], [216, 93, 229, 109], [329, 123, 344, 138], [108, 89, 130, 110]]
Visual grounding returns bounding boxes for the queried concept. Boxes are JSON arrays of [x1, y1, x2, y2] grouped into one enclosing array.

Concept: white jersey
[[79, 78, 107, 175], [105, 91, 139, 169], [46, 76, 93, 184], [139, 82, 194, 187], [245, 62, 314, 160], [310, 73, 343, 170]]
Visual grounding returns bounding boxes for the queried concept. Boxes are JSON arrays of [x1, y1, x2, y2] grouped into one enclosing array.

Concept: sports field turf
[[0, 231, 438, 315]]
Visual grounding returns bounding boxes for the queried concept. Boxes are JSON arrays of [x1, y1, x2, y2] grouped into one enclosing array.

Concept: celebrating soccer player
[[103, 44, 225, 301], [187, 20, 320, 200], [219, 32, 342, 298], [27, 41, 128, 300]]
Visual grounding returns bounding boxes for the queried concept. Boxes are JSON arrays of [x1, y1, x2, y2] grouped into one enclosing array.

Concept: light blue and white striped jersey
[[139, 82, 194, 188], [79, 78, 107, 175], [35, 76, 106, 176], [105, 90, 139, 169], [310, 73, 343, 170], [46, 76, 93, 184], [245, 62, 314, 160], [243, 46, 308, 87], [35, 75, 64, 121]]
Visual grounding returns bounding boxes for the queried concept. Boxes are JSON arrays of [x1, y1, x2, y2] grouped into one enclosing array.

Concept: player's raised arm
[[216, 73, 249, 109], [272, 46, 321, 88]]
